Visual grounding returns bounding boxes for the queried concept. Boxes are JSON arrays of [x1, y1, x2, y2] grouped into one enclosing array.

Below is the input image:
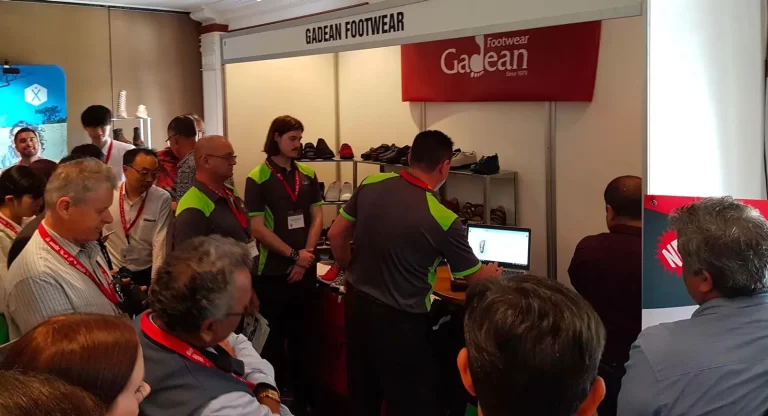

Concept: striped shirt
[[0, 212, 22, 315], [4, 221, 121, 340]]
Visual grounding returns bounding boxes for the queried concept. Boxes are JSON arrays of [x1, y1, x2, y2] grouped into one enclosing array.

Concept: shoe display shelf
[[295, 158, 358, 206], [111, 117, 152, 149], [355, 160, 518, 226]]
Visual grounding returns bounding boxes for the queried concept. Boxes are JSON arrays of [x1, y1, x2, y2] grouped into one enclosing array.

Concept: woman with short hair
[[0, 313, 151, 416]]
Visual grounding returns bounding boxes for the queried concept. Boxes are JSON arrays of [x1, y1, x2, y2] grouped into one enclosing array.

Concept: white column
[[201, 31, 226, 136], [645, 0, 767, 327]]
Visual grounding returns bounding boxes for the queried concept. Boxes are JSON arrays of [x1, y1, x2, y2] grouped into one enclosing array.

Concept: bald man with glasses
[[105, 147, 172, 287]]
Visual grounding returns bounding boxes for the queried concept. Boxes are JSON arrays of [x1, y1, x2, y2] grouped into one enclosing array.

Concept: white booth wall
[[224, 16, 644, 280]]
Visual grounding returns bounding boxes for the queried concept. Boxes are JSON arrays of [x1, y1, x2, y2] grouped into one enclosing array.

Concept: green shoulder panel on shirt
[[426, 192, 458, 232], [295, 162, 316, 179], [361, 172, 398, 186], [248, 164, 272, 184], [175, 186, 215, 217]]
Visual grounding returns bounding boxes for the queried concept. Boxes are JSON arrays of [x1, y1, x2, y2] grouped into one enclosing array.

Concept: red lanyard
[[119, 184, 148, 242], [37, 223, 120, 305], [0, 216, 19, 238], [400, 170, 433, 191], [265, 160, 300, 202], [211, 187, 248, 229], [140, 313, 256, 390], [104, 140, 114, 165]]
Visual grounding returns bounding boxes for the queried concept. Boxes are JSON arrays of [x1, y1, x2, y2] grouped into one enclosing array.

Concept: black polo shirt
[[244, 158, 323, 276], [341, 170, 481, 313], [174, 179, 251, 248]]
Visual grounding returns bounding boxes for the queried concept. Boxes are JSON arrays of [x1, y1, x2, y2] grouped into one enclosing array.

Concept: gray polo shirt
[[5, 222, 122, 339], [174, 179, 251, 249], [341, 171, 481, 313]]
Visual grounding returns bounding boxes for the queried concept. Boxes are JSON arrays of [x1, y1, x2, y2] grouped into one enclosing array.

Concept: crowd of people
[[0, 102, 766, 416]]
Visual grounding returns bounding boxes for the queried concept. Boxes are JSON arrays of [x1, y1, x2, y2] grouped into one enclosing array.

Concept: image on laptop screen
[[466, 225, 531, 269]]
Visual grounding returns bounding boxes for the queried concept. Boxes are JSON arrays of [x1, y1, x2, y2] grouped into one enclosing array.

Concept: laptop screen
[[466, 224, 531, 269]]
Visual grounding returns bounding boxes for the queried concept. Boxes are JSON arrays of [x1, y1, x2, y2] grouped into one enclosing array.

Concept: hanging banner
[[400, 21, 601, 102], [643, 195, 768, 328], [0, 65, 67, 168]]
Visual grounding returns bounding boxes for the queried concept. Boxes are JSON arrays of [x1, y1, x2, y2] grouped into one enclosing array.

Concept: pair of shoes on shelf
[[451, 149, 478, 170], [325, 181, 353, 202], [301, 139, 335, 160], [490, 205, 507, 225], [382, 145, 410, 164], [361, 144, 390, 161], [470, 154, 500, 175], [339, 143, 355, 159], [460, 202, 484, 224]]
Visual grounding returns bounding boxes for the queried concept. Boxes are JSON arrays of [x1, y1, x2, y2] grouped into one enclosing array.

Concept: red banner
[[400, 22, 602, 102]]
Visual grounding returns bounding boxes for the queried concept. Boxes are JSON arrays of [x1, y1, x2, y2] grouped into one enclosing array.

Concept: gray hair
[[44, 158, 117, 209], [670, 197, 768, 297], [148, 235, 253, 333]]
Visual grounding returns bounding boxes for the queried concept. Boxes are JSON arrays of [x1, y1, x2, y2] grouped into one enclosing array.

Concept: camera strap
[[140, 313, 256, 390], [38, 223, 121, 305]]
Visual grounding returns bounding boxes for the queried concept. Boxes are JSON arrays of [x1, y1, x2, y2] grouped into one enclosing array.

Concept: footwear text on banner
[[400, 21, 601, 102]]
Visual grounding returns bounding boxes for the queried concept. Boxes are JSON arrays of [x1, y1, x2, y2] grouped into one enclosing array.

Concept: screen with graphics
[[466, 225, 530, 268]]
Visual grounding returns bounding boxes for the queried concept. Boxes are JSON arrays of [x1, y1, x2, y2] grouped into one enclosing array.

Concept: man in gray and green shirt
[[329, 130, 502, 416]]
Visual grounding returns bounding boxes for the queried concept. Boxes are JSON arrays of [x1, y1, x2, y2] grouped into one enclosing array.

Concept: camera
[[112, 267, 148, 317]]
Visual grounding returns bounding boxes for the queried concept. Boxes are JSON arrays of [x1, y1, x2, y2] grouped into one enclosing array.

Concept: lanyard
[[104, 140, 114, 165], [265, 160, 300, 202], [210, 187, 248, 229], [37, 223, 121, 305], [140, 313, 256, 390], [399, 170, 433, 191], [119, 184, 148, 244], [0, 216, 19, 238]]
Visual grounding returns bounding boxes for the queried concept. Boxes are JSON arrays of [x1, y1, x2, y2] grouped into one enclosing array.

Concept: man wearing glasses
[[105, 148, 172, 287], [174, 136, 255, 257]]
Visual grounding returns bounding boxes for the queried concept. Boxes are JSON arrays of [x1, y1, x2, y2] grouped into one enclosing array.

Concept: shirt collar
[[193, 179, 225, 201], [40, 221, 99, 257], [0, 212, 22, 233], [693, 293, 768, 318], [608, 224, 641, 237], [100, 138, 113, 152], [266, 157, 296, 174], [120, 181, 148, 205]]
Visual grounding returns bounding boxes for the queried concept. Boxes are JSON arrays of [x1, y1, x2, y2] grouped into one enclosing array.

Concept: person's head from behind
[[149, 236, 253, 348], [408, 130, 454, 189], [71, 143, 105, 162], [671, 197, 768, 305], [13, 127, 39, 159], [604, 175, 642, 228], [81, 105, 113, 144], [44, 158, 117, 245], [0, 166, 46, 220], [0, 314, 150, 416], [167, 115, 198, 158], [0, 371, 106, 416], [264, 115, 304, 159], [458, 276, 606, 416], [123, 148, 159, 195], [195, 135, 236, 182], [30, 158, 58, 183]]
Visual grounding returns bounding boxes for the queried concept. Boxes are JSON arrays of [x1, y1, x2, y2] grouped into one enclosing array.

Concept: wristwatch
[[290, 249, 299, 262], [257, 388, 281, 404]]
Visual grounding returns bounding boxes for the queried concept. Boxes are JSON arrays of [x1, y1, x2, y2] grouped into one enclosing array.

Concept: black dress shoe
[[379, 146, 400, 163], [470, 154, 500, 175], [371, 144, 394, 161], [303, 143, 317, 160], [385, 145, 410, 164], [316, 138, 335, 159]]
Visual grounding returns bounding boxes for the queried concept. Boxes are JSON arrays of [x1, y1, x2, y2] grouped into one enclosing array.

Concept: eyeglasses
[[125, 165, 160, 179], [207, 154, 237, 162]]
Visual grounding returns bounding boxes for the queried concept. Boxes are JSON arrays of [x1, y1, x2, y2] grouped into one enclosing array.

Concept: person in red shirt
[[568, 175, 642, 416], [156, 114, 203, 204]]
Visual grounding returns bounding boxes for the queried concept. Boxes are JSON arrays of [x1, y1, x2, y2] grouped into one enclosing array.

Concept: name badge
[[288, 213, 305, 230], [247, 240, 259, 258]]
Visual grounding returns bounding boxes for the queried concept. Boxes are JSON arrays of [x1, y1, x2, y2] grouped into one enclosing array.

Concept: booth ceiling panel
[[38, 0, 366, 13]]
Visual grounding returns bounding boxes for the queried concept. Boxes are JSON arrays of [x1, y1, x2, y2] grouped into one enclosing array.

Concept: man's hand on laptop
[[467, 262, 504, 283]]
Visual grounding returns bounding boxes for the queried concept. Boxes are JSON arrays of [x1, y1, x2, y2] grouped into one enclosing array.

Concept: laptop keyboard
[[502, 269, 526, 277]]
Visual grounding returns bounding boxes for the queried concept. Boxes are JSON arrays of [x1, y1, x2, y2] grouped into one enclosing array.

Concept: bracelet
[[257, 389, 281, 404]]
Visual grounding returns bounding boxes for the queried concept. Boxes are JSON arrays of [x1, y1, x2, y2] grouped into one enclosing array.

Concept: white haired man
[[4, 158, 121, 339]]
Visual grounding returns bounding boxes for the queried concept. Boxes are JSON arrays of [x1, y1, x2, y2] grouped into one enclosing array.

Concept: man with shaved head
[[568, 175, 642, 416], [173, 136, 254, 256]]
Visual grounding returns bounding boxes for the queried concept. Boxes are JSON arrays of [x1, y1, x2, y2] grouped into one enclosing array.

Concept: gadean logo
[[440, 34, 530, 78]]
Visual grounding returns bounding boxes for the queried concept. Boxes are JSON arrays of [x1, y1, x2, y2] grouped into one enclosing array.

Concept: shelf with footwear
[[356, 159, 516, 179]]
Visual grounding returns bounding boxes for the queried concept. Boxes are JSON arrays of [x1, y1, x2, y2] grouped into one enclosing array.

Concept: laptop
[[466, 224, 531, 278]]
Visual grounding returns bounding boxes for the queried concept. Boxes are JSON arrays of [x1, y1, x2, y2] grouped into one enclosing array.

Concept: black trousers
[[253, 266, 317, 413], [130, 266, 153, 287], [345, 284, 437, 416], [597, 360, 626, 416]]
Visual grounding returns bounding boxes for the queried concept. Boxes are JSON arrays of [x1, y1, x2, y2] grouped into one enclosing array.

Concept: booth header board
[[400, 22, 601, 102], [643, 195, 768, 327]]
